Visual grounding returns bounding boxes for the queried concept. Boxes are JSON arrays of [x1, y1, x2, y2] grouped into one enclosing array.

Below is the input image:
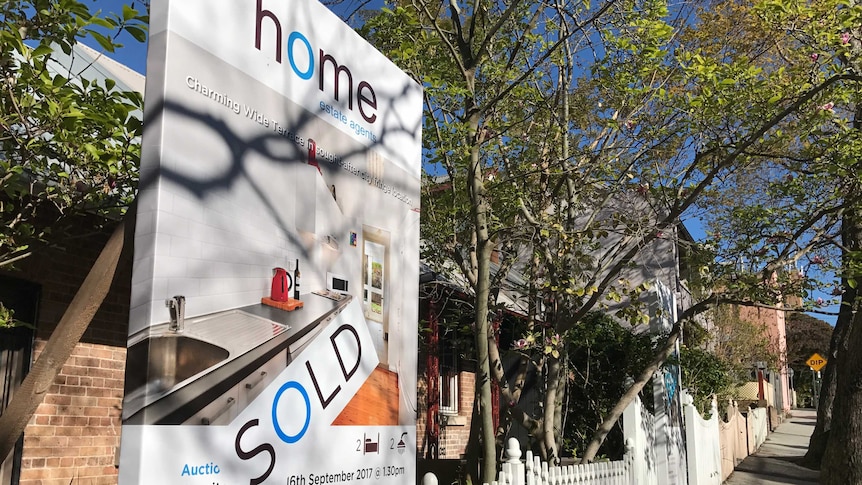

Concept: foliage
[[676, 346, 736, 417], [359, 0, 862, 474], [785, 312, 834, 406], [708, 306, 778, 378], [561, 312, 654, 459], [0, 304, 17, 329], [786, 313, 834, 367], [685, 1, 861, 478], [0, 0, 147, 269]]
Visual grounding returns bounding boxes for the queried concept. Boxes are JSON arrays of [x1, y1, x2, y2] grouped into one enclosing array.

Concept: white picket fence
[[421, 437, 633, 485], [422, 396, 650, 485], [421, 391, 774, 485], [498, 439, 633, 485], [682, 393, 721, 485], [747, 406, 768, 451]]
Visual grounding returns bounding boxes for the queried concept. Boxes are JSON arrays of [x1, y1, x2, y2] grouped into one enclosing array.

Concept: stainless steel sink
[[124, 335, 229, 396], [122, 309, 290, 421]]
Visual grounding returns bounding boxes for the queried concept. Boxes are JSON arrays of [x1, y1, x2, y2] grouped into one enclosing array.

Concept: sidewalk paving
[[724, 408, 820, 485]]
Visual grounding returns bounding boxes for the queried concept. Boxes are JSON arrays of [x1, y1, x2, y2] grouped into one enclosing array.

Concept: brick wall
[[417, 369, 477, 459], [19, 341, 126, 485], [438, 371, 475, 458], [1, 216, 132, 485]]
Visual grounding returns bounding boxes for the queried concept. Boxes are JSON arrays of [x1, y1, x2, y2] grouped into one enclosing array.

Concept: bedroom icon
[[363, 433, 380, 454]]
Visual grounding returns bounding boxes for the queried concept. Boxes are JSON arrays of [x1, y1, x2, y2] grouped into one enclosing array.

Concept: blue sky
[[85, 0, 373, 73], [86, 0, 148, 73], [85, 0, 839, 327]]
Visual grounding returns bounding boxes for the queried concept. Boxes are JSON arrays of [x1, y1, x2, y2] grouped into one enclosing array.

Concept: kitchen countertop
[[123, 293, 351, 425]]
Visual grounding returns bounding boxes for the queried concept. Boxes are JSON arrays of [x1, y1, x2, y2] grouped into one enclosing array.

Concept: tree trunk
[[806, 90, 862, 471], [801, 294, 852, 467], [820, 207, 862, 484], [465, 398, 482, 485], [0, 214, 131, 461], [467, 112, 497, 482], [820, 306, 862, 484], [542, 356, 562, 464], [554, 355, 566, 457]]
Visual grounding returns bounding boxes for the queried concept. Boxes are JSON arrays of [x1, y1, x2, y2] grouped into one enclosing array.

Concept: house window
[[439, 341, 458, 414]]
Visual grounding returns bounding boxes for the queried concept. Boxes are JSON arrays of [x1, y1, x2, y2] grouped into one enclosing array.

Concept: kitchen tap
[[166, 295, 186, 332]]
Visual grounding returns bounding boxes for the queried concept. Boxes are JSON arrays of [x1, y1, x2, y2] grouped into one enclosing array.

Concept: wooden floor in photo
[[332, 365, 399, 425]]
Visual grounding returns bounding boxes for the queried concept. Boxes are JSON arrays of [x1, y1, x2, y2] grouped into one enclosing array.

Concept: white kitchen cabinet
[[238, 349, 288, 409], [185, 385, 239, 426], [184, 349, 287, 426]]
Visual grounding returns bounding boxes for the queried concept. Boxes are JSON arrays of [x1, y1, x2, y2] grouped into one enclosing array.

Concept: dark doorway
[[0, 275, 39, 485]]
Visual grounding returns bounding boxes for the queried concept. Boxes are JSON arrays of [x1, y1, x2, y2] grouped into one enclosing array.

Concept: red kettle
[[270, 267, 292, 302]]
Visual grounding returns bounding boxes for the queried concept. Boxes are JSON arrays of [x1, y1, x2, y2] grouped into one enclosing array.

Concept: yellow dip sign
[[806, 353, 828, 372]]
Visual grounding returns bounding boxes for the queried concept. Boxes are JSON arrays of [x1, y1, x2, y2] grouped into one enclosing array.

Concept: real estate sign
[[118, 0, 421, 483]]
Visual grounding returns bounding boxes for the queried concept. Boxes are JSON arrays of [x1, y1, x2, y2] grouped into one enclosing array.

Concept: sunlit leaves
[[0, 1, 148, 270]]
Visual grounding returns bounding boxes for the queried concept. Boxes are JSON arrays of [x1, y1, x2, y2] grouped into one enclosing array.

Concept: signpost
[[806, 353, 827, 410], [806, 353, 827, 372], [118, 0, 422, 482]]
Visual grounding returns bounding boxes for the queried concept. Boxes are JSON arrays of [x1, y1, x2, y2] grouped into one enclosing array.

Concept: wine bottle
[[293, 258, 301, 300]]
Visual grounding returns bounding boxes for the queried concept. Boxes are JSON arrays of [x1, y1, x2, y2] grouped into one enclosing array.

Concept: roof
[[46, 42, 145, 94]]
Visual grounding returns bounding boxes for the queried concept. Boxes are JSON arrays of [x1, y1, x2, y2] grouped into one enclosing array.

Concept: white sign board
[[119, 0, 421, 483]]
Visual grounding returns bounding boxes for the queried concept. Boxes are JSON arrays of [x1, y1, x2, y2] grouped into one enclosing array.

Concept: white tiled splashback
[[128, 162, 321, 336]]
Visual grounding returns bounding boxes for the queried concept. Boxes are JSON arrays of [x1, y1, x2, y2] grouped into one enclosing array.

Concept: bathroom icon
[[397, 432, 407, 455]]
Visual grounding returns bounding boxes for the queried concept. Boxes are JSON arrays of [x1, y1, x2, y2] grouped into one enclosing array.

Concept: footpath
[[724, 408, 820, 485]]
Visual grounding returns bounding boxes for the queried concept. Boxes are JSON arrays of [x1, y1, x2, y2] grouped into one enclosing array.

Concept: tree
[[0, 0, 146, 268], [0, 0, 146, 459], [362, 1, 603, 478], [361, 0, 862, 478], [689, 1, 862, 481]]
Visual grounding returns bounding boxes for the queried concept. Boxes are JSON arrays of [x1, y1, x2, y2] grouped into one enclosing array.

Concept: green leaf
[[125, 25, 147, 43], [122, 5, 139, 21], [89, 31, 116, 53], [90, 17, 116, 29]]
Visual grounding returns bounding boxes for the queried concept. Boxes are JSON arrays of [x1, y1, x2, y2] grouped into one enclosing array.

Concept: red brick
[[86, 386, 111, 397], [90, 348, 114, 359], [56, 405, 85, 416], [34, 404, 57, 415], [21, 339, 126, 484], [76, 356, 101, 368], [54, 427, 82, 437], [25, 426, 54, 437], [63, 365, 89, 376], [103, 378, 123, 389], [84, 406, 109, 417], [85, 368, 114, 379], [59, 384, 87, 396], [99, 358, 125, 370], [70, 395, 100, 407]]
